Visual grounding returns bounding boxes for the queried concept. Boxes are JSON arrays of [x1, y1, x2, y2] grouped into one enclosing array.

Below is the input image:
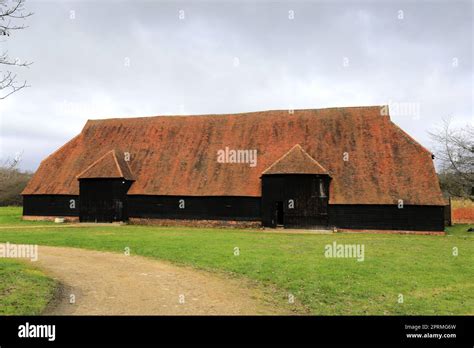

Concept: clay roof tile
[[22, 106, 445, 205], [76, 149, 134, 180]]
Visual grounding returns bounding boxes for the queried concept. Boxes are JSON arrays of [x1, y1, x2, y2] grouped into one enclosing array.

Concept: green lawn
[[0, 206, 473, 315], [0, 258, 56, 315], [0, 206, 53, 225]]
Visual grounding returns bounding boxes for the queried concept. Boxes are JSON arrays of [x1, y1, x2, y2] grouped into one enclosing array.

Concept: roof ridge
[[84, 105, 386, 123]]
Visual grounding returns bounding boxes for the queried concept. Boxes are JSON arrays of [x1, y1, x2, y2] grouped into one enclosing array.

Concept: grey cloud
[[0, 0, 471, 171]]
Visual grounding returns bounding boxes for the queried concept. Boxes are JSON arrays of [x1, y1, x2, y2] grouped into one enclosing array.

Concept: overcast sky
[[0, 0, 472, 171]]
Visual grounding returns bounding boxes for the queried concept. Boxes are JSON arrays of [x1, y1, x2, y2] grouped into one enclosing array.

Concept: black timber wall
[[23, 195, 79, 216], [328, 204, 445, 231], [23, 195, 445, 231], [261, 174, 330, 228], [127, 195, 261, 221], [23, 195, 260, 221]]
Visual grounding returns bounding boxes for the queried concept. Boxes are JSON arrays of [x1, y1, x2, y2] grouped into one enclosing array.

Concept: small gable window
[[319, 179, 327, 198]]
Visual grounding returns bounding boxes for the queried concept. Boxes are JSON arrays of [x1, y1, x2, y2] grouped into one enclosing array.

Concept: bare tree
[[0, 152, 31, 206], [0, 151, 21, 184], [430, 119, 474, 198], [0, 0, 33, 99]]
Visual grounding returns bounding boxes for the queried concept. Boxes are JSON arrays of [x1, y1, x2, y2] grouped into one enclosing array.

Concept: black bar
[[0, 316, 472, 346]]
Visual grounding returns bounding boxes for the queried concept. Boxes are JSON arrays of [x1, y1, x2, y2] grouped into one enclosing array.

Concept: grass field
[[0, 258, 56, 315], [0, 208, 57, 315], [0, 206, 54, 226], [0, 206, 473, 315]]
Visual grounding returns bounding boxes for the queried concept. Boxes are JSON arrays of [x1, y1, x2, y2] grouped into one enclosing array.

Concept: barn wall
[[328, 204, 445, 231], [261, 174, 330, 228], [23, 195, 445, 231], [127, 195, 261, 221], [23, 194, 260, 221], [23, 195, 79, 216]]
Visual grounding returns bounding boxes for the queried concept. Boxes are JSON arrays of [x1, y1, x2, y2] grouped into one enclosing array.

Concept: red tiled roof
[[76, 149, 134, 180], [262, 144, 329, 175], [22, 106, 446, 205]]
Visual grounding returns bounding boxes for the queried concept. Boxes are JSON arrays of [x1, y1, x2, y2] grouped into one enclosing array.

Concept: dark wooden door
[[79, 179, 132, 222], [275, 201, 284, 226], [262, 174, 330, 228]]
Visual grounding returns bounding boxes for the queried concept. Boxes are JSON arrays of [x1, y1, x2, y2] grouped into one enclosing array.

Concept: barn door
[[275, 201, 284, 226], [79, 179, 132, 223], [113, 199, 124, 221]]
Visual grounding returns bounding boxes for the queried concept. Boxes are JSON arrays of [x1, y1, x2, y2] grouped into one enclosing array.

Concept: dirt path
[[30, 246, 285, 315]]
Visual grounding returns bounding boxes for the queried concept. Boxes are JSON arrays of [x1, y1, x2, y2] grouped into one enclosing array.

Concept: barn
[[22, 106, 446, 231]]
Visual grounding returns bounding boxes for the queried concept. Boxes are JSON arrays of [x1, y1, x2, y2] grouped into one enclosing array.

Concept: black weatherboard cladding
[[22, 195, 79, 216], [127, 195, 261, 221], [329, 204, 445, 231], [22, 195, 261, 222], [22, 187, 445, 231]]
